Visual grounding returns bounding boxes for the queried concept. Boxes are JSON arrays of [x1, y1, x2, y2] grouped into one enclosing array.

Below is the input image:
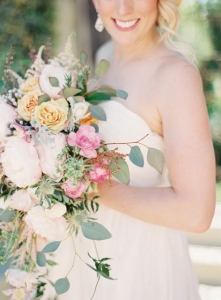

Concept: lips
[[113, 18, 140, 31]]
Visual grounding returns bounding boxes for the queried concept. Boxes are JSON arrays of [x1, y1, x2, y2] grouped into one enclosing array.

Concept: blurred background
[[0, 0, 220, 299]]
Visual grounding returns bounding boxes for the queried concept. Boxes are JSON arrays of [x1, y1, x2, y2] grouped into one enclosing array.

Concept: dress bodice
[[99, 100, 171, 187]]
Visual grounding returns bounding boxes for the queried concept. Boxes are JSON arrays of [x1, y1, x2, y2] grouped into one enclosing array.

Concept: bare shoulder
[[95, 40, 114, 65], [156, 53, 204, 108]]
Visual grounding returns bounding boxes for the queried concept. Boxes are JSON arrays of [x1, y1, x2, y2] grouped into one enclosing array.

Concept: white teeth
[[115, 19, 138, 28]]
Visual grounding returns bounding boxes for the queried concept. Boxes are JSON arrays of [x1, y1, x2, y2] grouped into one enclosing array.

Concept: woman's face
[[93, 0, 159, 47]]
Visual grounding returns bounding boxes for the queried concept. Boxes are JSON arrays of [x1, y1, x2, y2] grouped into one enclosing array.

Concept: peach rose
[[20, 77, 40, 93], [17, 90, 42, 121], [34, 98, 69, 132], [80, 114, 98, 126]]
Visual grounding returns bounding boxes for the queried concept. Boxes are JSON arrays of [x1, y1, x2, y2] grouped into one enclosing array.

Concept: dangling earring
[[95, 13, 104, 32]]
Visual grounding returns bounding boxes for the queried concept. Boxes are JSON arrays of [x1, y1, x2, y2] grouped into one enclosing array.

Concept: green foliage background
[[0, 0, 55, 89]]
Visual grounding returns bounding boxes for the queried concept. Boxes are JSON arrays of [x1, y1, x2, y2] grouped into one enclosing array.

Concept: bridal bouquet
[[0, 36, 164, 300]]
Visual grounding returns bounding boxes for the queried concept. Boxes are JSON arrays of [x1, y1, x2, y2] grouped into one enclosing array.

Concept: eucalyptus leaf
[[95, 59, 110, 78], [37, 252, 46, 267], [85, 91, 111, 104], [88, 105, 106, 121], [80, 51, 88, 65], [129, 146, 144, 167], [38, 94, 50, 105], [59, 87, 82, 98], [0, 209, 16, 222], [116, 89, 128, 100], [49, 77, 60, 87], [91, 123, 99, 132], [42, 241, 61, 253], [147, 148, 164, 173], [109, 158, 130, 185], [54, 277, 70, 295], [81, 221, 112, 240], [96, 87, 117, 97]]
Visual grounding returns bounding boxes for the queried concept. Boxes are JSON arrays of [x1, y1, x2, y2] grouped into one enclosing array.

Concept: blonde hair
[[157, 0, 196, 62]]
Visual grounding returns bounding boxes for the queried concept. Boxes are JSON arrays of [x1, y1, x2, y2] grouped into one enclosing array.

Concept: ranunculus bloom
[[36, 133, 66, 179], [1, 137, 42, 188], [89, 163, 110, 183], [68, 125, 101, 158], [39, 64, 75, 99], [24, 206, 68, 240], [45, 203, 66, 218], [17, 90, 42, 121], [34, 98, 68, 132], [5, 269, 38, 291], [8, 189, 38, 212], [0, 99, 16, 143], [20, 77, 40, 93], [71, 102, 89, 123], [61, 179, 85, 199]]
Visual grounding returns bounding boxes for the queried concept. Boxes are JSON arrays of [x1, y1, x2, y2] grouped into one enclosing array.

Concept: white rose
[[36, 133, 66, 179], [1, 137, 42, 188], [45, 203, 67, 218], [5, 269, 38, 291], [71, 102, 90, 123], [39, 64, 74, 99], [25, 206, 68, 240], [0, 99, 16, 143], [8, 189, 38, 212]]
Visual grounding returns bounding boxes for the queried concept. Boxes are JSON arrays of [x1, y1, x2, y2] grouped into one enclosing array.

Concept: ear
[[92, 0, 98, 12]]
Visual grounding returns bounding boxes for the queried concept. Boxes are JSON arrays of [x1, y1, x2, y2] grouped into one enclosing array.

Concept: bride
[[53, 0, 216, 299]]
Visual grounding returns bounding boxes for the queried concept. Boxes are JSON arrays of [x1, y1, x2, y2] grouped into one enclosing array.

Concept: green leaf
[[95, 59, 110, 78], [80, 51, 88, 65], [42, 241, 61, 253], [109, 158, 130, 185], [85, 91, 111, 104], [116, 89, 128, 100], [49, 77, 60, 87], [46, 259, 57, 266], [88, 105, 106, 121], [129, 146, 144, 167], [59, 87, 82, 98], [81, 221, 112, 240], [147, 148, 164, 173], [96, 87, 117, 97], [91, 123, 99, 132], [54, 277, 70, 295], [38, 94, 50, 105], [0, 209, 16, 222], [86, 263, 115, 280], [37, 252, 46, 267]]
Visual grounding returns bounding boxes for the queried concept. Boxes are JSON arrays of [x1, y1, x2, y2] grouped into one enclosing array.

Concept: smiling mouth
[[114, 19, 139, 29]]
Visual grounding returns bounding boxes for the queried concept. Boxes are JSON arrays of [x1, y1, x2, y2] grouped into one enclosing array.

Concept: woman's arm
[[96, 60, 216, 233]]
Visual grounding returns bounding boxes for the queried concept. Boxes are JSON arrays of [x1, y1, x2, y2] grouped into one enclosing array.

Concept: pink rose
[[89, 163, 110, 183], [36, 133, 66, 179], [68, 125, 101, 158], [61, 179, 85, 199]]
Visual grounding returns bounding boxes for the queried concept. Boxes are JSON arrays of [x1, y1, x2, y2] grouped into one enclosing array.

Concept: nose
[[116, 0, 133, 15]]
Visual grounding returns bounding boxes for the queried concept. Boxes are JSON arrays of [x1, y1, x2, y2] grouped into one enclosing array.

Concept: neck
[[112, 28, 161, 63]]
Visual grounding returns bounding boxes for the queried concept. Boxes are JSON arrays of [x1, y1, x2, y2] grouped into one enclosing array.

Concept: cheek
[[139, 0, 158, 15]]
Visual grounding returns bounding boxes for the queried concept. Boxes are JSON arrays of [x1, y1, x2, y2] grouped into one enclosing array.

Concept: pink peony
[[9, 189, 38, 212], [0, 99, 16, 143], [36, 133, 66, 179], [68, 125, 101, 158], [61, 179, 85, 199], [1, 137, 42, 188], [89, 163, 110, 183]]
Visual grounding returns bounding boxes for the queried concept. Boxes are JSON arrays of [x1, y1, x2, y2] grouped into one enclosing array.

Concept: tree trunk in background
[[55, 0, 110, 66]]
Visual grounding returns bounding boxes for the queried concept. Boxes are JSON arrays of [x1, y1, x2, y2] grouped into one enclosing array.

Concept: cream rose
[[45, 203, 67, 218], [17, 90, 42, 121], [71, 102, 90, 123], [20, 77, 40, 93], [34, 98, 69, 132]]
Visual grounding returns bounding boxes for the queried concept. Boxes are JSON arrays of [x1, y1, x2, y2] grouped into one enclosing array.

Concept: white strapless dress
[[51, 101, 201, 300]]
